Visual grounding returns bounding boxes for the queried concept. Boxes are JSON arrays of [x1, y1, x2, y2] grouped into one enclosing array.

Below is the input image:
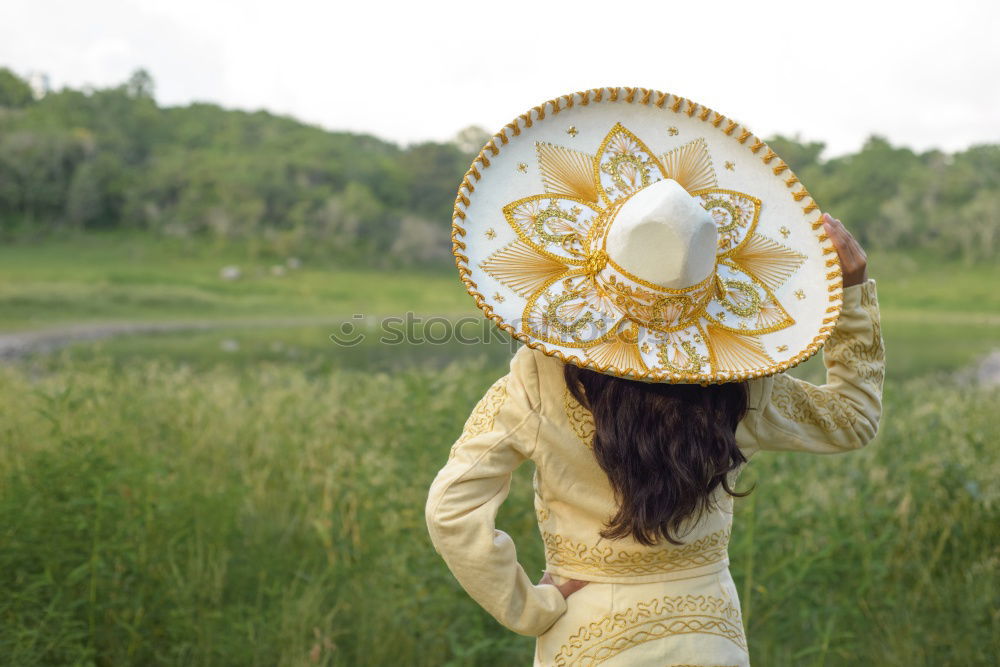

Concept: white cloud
[[2, 0, 997, 155]]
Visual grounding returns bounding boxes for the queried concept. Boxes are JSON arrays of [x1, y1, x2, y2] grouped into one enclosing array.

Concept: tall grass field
[[1, 238, 998, 665]]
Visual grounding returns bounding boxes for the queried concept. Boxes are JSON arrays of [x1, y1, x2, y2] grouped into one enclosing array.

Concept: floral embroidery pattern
[[543, 527, 731, 577], [769, 374, 857, 432], [824, 286, 885, 390], [563, 386, 595, 447], [769, 285, 884, 432], [449, 376, 509, 458], [478, 123, 806, 378], [554, 593, 746, 666]]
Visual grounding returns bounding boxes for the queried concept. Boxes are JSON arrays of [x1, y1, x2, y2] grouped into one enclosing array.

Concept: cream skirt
[[534, 568, 750, 667]]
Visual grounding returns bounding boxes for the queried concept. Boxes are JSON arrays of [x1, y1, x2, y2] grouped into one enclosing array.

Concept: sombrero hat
[[452, 87, 842, 383]]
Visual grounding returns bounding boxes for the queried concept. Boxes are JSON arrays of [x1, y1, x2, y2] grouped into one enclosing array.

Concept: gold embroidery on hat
[[535, 203, 584, 244], [454, 104, 834, 381], [536, 142, 599, 203], [717, 280, 761, 317], [698, 190, 761, 253], [658, 338, 707, 374], [522, 272, 623, 348], [752, 297, 793, 331], [545, 291, 597, 338], [594, 123, 667, 204], [502, 195, 598, 264], [480, 240, 569, 298], [584, 249, 608, 276], [659, 138, 718, 194], [703, 263, 795, 335], [704, 325, 774, 372], [585, 322, 647, 374], [726, 234, 806, 291]]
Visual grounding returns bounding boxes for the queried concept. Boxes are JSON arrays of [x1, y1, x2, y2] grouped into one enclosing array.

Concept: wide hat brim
[[452, 87, 843, 383]]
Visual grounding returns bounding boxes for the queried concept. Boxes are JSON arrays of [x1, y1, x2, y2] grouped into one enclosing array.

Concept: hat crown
[[605, 179, 718, 290]]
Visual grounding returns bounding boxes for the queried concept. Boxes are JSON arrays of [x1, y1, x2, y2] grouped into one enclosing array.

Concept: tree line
[[1, 68, 996, 265]]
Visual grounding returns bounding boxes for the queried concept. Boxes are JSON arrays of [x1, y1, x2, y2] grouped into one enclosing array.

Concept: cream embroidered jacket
[[425, 279, 884, 637]]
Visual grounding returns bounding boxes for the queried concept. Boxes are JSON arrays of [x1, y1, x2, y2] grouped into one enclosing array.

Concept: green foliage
[[764, 135, 826, 173], [776, 135, 1000, 263], [0, 67, 33, 108], [3, 67, 998, 265], [0, 69, 471, 265]]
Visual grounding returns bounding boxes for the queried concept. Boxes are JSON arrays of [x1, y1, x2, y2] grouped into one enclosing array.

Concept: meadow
[[0, 233, 473, 331], [0, 237, 998, 666]]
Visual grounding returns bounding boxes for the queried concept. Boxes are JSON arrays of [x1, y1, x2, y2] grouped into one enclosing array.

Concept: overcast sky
[[3, 0, 998, 157]]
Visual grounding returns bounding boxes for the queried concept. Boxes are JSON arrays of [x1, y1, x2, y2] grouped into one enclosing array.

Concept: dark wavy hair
[[564, 364, 751, 546]]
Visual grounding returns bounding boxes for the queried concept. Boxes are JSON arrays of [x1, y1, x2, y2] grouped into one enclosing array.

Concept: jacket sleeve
[[737, 279, 885, 455], [424, 345, 567, 636]]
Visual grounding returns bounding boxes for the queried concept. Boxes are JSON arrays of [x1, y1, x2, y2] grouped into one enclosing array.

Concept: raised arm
[[424, 346, 568, 636], [738, 214, 885, 454]]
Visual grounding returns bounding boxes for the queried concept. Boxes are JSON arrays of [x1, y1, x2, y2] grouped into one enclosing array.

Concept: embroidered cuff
[[841, 278, 876, 311]]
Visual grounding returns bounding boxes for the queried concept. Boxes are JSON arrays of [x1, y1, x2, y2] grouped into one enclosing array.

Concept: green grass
[[0, 233, 474, 329], [25, 322, 519, 377], [0, 358, 996, 666], [734, 375, 1000, 665], [868, 249, 1000, 314], [1, 237, 998, 665], [788, 316, 999, 385]]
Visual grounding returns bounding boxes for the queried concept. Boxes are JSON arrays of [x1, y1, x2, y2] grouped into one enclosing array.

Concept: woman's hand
[[822, 213, 869, 287], [538, 571, 590, 599]]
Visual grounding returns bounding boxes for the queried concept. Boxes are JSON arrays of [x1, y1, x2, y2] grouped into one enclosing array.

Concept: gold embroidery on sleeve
[[543, 527, 730, 576], [563, 386, 595, 447], [770, 374, 857, 432], [554, 593, 746, 665], [823, 285, 885, 390], [449, 376, 510, 458]]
